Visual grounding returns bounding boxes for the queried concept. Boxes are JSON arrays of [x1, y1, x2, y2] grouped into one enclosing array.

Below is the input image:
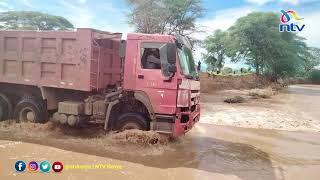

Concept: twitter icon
[[39, 161, 51, 172]]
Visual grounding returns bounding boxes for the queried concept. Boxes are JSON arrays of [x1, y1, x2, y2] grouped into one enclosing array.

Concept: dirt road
[[0, 85, 320, 180]]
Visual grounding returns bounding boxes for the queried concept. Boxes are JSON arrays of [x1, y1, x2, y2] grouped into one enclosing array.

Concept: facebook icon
[[15, 161, 26, 172]]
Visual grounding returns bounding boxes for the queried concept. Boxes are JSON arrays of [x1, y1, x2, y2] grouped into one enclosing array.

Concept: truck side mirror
[[160, 43, 176, 65], [160, 43, 177, 78], [166, 43, 176, 64], [169, 64, 177, 73]]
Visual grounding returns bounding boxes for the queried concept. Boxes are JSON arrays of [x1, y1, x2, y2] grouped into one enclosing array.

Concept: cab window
[[141, 48, 161, 69]]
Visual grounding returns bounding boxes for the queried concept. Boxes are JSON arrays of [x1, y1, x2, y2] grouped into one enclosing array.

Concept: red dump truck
[[0, 28, 200, 137]]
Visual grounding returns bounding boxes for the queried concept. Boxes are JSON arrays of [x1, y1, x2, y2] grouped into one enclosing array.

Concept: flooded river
[[0, 85, 320, 180], [201, 85, 320, 132]]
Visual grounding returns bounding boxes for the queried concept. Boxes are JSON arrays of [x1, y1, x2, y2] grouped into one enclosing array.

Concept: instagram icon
[[28, 161, 38, 172]]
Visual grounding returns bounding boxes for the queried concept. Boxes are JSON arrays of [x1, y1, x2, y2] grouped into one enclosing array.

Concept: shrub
[[222, 67, 233, 74], [224, 96, 245, 103], [309, 69, 320, 84], [248, 88, 274, 98]]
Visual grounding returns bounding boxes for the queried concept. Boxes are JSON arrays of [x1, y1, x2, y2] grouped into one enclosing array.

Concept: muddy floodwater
[[0, 85, 320, 180], [201, 85, 320, 132]]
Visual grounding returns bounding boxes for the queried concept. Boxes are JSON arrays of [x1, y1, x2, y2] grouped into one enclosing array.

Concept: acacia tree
[[126, 0, 167, 34], [164, 0, 204, 35], [126, 0, 204, 35], [203, 30, 227, 74], [0, 11, 74, 30]]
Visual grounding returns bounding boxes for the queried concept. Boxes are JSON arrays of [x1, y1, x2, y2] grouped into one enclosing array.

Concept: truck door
[[135, 42, 178, 115]]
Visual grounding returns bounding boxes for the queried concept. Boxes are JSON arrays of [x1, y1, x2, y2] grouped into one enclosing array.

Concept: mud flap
[[104, 100, 119, 130]]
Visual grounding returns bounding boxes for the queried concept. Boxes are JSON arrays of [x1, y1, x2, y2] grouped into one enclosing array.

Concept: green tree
[[309, 69, 320, 84], [203, 30, 227, 74], [0, 11, 74, 31], [126, 0, 204, 35], [225, 12, 307, 78], [301, 47, 320, 73]]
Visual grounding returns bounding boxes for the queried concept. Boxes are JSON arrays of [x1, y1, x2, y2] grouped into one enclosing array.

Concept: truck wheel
[[116, 113, 149, 131], [0, 93, 13, 121], [14, 97, 47, 123]]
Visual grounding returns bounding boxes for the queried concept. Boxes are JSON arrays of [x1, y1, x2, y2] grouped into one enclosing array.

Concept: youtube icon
[[52, 162, 63, 172]]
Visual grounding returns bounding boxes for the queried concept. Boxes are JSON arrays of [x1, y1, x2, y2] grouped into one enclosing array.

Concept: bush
[[222, 67, 233, 74], [248, 88, 274, 98], [309, 69, 320, 84], [224, 96, 245, 103], [240, 68, 248, 73]]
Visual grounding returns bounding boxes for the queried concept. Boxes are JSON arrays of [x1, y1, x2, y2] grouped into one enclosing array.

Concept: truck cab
[[122, 33, 200, 137]]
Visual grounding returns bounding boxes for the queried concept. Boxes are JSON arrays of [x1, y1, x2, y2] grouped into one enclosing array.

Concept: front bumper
[[173, 104, 200, 137]]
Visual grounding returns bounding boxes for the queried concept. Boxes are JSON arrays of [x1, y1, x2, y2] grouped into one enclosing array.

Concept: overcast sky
[[1, 0, 319, 68]]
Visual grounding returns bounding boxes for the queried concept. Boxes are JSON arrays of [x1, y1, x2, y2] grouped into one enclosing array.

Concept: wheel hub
[[122, 122, 141, 130], [19, 107, 36, 122], [26, 112, 35, 122]]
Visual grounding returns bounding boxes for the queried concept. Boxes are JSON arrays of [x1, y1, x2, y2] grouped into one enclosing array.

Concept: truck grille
[[191, 105, 196, 112]]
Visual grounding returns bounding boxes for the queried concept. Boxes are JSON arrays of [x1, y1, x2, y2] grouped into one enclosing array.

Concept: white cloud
[[280, 0, 299, 5], [57, 0, 132, 36], [0, 0, 13, 10], [78, 0, 87, 4], [58, 0, 94, 28], [0, 1, 9, 7], [21, 0, 34, 8], [192, 44, 206, 62], [194, 6, 254, 40], [299, 11, 320, 48], [245, 0, 274, 6], [192, 6, 254, 62], [245, 0, 317, 5]]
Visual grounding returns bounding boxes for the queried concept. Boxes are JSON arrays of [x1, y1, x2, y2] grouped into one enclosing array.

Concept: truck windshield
[[178, 46, 198, 80]]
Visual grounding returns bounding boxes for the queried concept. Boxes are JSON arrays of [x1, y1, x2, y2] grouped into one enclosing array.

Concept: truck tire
[[13, 97, 47, 123], [0, 93, 13, 121], [116, 113, 149, 131]]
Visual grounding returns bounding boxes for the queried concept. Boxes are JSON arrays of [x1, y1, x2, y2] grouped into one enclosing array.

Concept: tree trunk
[[255, 64, 260, 75]]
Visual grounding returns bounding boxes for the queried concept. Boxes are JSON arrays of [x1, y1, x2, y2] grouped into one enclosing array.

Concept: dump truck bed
[[0, 28, 122, 92]]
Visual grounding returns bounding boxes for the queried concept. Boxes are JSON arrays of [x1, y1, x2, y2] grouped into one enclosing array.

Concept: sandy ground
[[0, 85, 320, 180], [201, 85, 320, 132]]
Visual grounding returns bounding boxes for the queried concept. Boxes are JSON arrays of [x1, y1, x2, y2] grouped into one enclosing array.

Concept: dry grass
[[248, 87, 275, 99]]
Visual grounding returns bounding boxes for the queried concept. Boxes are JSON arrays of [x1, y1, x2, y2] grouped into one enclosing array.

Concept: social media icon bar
[[15, 161, 26, 172], [40, 161, 51, 172], [52, 162, 63, 172], [28, 161, 38, 172]]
